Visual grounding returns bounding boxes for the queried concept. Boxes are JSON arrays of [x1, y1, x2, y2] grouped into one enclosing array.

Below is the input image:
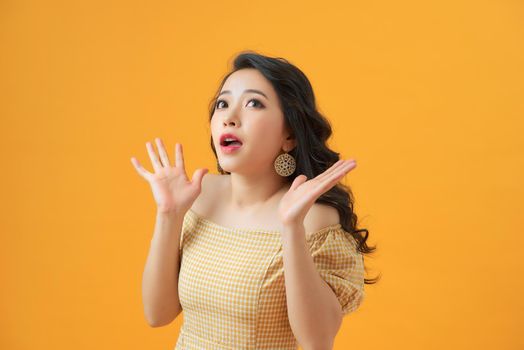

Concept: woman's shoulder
[[303, 202, 341, 237], [190, 173, 229, 215], [190, 173, 341, 237]]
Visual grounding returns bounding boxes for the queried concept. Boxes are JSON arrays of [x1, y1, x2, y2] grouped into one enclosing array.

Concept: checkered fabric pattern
[[174, 208, 365, 349]]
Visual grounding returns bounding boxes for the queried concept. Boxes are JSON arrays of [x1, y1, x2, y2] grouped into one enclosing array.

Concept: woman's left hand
[[278, 159, 357, 228]]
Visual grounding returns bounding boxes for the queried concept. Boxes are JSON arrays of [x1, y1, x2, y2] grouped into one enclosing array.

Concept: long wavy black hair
[[207, 51, 380, 285]]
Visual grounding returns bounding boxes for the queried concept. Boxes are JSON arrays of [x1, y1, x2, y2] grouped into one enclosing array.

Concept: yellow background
[[1, 0, 522, 349]]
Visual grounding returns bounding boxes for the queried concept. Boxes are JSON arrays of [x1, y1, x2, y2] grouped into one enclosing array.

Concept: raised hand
[[277, 159, 357, 227], [130, 137, 208, 214]]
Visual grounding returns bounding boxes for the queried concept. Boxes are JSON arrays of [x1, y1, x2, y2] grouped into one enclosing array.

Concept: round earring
[[274, 151, 296, 177]]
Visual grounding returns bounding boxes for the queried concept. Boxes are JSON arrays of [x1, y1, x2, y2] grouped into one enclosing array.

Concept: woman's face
[[211, 68, 294, 175]]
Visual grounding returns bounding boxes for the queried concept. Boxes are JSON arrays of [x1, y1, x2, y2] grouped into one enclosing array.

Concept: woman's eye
[[215, 98, 264, 110], [215, 99, 227, 109], [247, 98, 264, 108]]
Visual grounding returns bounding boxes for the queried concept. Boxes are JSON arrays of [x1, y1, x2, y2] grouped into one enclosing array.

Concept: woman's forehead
[[221, 69, 274, 97]]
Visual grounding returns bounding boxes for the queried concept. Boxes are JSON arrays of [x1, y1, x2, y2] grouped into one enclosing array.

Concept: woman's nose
[[222, 109, 240, 125]]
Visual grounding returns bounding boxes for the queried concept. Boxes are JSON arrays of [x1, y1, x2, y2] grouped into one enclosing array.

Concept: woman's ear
[[284, 134, 297, 152]]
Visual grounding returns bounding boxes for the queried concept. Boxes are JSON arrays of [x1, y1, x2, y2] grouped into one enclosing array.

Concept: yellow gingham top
[[175, 208, 366, 350]]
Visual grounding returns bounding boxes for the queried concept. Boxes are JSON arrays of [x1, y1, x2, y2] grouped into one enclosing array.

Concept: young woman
[[132, 51, 378, 350]]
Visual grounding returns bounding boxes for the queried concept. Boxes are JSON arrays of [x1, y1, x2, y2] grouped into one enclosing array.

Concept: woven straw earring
[[274, 151, 296, 177]]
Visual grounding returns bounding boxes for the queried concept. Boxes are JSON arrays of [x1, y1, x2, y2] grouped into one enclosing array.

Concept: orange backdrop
[[1, 0, 522, 349]]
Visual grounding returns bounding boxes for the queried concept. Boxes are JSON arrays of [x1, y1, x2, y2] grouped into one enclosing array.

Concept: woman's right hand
[[130, 137, 208, 214]]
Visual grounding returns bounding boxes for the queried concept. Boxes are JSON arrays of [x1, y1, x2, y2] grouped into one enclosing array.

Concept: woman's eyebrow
[[218, 89, 268, 100]]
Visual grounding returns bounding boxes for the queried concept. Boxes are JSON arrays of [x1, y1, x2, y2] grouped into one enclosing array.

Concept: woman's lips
[[220, 143, 242, 154]]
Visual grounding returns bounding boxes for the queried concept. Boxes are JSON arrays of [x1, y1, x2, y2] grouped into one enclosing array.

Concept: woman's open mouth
[[220, 141, 242, 154], [219, 134, 243, 154]]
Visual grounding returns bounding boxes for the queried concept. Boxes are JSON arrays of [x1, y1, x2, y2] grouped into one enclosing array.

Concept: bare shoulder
[[303, 203, 341, 236], [190, 173, 228, 215]]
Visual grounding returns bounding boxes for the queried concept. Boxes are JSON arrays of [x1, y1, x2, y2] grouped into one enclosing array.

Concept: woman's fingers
[[290, 174, 307, 191], [175, 143, 185, 169], [314, 159, 346, 182], [146, 141, 163, 173], [130, 156, 152, 180], [192, 168, 209, 189], [155, 137, 172, 167], [313, 161, 355, 197], [318, 160, 356, 188]]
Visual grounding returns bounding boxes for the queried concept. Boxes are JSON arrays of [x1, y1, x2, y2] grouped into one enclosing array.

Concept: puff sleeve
[[308, 226, 366, 315]]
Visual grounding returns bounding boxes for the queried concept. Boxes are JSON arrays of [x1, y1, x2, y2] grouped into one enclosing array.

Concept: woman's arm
[[281, 223, 343, 350], [142, 209, 185, 327], [131, 139, 208, 327]]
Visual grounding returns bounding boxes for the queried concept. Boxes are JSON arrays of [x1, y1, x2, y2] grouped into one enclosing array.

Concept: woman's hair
[[207, 50, 380, 285]]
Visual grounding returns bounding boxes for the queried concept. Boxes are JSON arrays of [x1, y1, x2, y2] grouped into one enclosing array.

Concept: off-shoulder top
[[174, 208, 366, 350]]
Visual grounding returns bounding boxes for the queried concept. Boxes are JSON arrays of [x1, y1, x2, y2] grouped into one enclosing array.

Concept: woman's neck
[[226, 172, 290, 214]]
